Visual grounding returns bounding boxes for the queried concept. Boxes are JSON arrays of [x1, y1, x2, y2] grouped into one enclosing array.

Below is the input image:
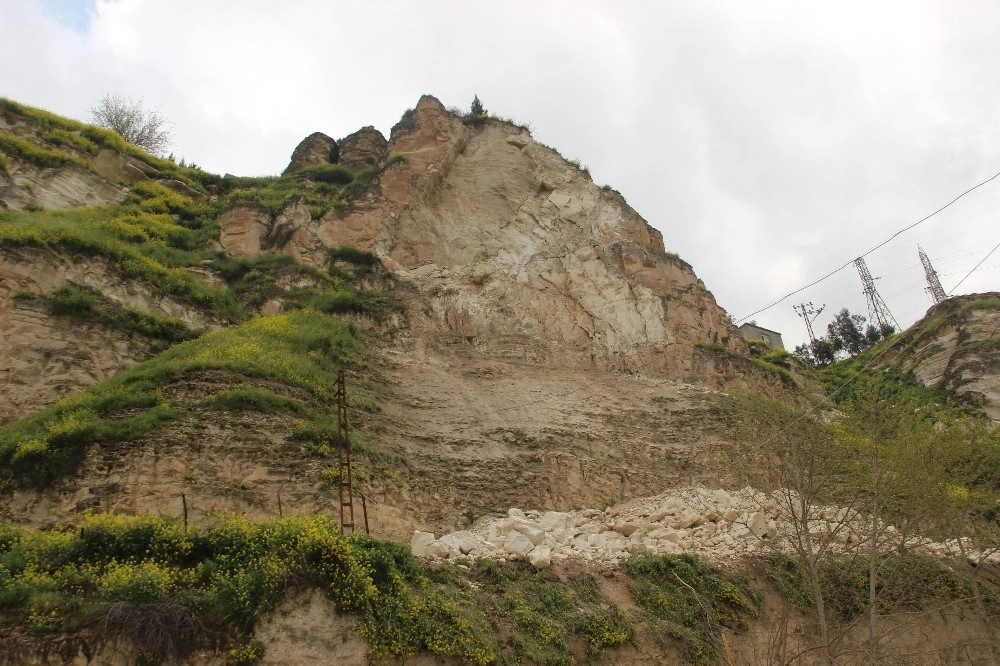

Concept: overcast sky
[[2, 0, 998, 349]]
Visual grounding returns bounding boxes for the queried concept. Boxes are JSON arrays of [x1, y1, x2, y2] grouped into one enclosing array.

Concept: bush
[[0, 135, 85, 169], [328, 245, 379, 267], [43, 129, 99, 155], [300, 164, 354, 185], [625, 553, 759, 666]]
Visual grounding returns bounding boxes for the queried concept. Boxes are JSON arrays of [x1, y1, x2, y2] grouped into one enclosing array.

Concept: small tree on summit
[[469, 94, 487, 117], [91, 93, 172, 156]]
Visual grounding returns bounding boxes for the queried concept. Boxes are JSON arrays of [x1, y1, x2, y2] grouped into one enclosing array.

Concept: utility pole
[[793, 302, 825, 343], [854, 257, 899, 332], [918, 246, 948, 305]]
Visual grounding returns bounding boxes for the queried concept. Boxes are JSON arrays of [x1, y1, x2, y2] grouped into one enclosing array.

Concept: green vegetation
[[472, 559, 632, 664], [765, 552, 997, 624], [328, 245, 379, 267], [794, 308, 894, 366], [0, 97, 216, 191], [752, 348, 795, 387], [625, 554, 759, 666], [0, 134, 86, 169], [43, 128, 99, 155], [0, 514, 498, 664], [220, 153, 406, 219], [0, 188, 239, 318], [0, 310, 364, 488], [20, 285, 198, 345], [299, 163, 354, 184]]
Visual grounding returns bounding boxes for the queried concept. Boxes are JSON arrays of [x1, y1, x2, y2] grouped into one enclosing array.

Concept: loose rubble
[[410, 486, 996, 569]]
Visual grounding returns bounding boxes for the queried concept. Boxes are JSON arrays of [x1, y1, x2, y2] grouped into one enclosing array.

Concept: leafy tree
[[91, 93, 171, 155], [469, 94, 487, 117], [793, 309, 894, 366], [827, 309, 867, 357]]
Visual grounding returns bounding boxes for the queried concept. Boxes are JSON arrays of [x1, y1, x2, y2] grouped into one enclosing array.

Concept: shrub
[[328, 245, 379, 267], [43, 129, 99, 155], [300, 164, 354, 185], [625, 553, 759, 666], [0, 135, 85, 169]]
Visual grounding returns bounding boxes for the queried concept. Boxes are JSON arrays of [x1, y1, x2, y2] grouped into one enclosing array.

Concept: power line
[[948, 239, 1000, 295], [736, 168, 1000, 323]]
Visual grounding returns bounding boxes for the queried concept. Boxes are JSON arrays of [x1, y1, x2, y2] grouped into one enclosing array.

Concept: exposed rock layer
[[886, 293, 1000, 419], [0, 248, 223, 425], [226, 95, 745, 378]]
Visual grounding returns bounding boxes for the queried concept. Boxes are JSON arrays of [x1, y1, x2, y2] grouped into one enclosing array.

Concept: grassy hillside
[[2, 101, 999, 664]]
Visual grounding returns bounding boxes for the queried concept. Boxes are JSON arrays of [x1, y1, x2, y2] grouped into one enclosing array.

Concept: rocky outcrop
[[0, 161, 128, 210], [250, 95, 745, 380], [218, 205, 271, 259], [0, 299, 151, 427], [885, 293, 1000, 419], [282, 131, 338, 175], [337, 126, 387, 171], [0, 248, 224, 425], [0, 108, 133, 210]]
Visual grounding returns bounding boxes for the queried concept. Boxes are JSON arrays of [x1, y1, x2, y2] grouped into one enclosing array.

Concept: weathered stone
[[671, 509, 702, 529], [504, 530, 535, 556], [614, 522, 641, 537], [218, 205, 270, 259], [411, 530, 437, 557], [528, 545, 552, 570], [283, 131, 338, 175], [539, 511, 572, 530], [512, 521, 546, 546], [0, 162, 127, 211], [338, 126, 388, 171], [748, 512, 771, 538]]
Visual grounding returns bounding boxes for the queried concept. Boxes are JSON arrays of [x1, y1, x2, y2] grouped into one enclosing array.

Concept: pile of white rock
[[412, 487, 781, 569], [410, 486, 995, 569]]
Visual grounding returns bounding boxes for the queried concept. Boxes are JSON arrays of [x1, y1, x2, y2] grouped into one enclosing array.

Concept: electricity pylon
[[918, 246, 948, 305], [854, 257, 899, 332]]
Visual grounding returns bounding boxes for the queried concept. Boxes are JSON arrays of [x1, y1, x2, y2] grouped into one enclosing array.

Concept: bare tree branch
[[90, 93, 172, 156]]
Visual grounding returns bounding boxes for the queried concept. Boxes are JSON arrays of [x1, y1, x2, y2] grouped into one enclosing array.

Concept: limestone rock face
[[0, 247, 224, 425], [282, 131, 338, 175], [885, 293, 1000, 420], [218, 205, 271, 259], [337, 126, 388, 171], [0, 161, 128, 211], [89, 147, 158, 184], [265, 95, 745, 380]]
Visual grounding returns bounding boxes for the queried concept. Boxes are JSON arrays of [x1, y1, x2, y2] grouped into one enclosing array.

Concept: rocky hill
[[0, 95, 758, 538], [1, 97, 998, 666], [881, 293, 1000, 420]]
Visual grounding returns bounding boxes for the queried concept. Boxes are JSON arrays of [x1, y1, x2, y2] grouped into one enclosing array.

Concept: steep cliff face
[[884, 293, 1000, 419], [221, 95, 744, 379], [1, 95, 753, 538]]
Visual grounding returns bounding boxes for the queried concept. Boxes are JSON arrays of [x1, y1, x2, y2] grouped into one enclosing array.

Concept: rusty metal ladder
[[336, 369, 369, 535]]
